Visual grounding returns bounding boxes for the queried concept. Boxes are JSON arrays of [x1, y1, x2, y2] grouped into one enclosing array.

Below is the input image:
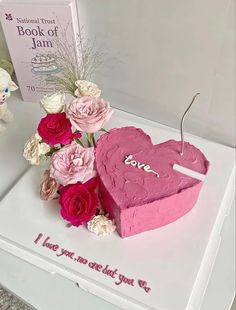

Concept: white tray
[[0, 109, 235, 310]]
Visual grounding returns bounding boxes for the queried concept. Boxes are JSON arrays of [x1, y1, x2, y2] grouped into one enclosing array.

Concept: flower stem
[[92, 135, 96, 147], [86, 133, 92, 147], [86, 133, 96, 147]]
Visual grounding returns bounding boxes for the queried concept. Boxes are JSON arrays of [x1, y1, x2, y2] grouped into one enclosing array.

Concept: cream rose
[[74, 80, 101, 98], [40, 92, 65, 114], [40, 170, 59, 200], [87, 215, 116, 236], [23, 133, 50, 165]]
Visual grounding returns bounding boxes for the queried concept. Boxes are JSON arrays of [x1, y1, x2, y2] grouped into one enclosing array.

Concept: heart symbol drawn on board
[[138, 280, 152, 293], [95, 127, 209, 238]]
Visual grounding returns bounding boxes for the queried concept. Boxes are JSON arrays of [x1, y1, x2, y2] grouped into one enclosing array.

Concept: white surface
[[0, 0, 235, 146], [201, 202, 235, 310], [0, 201, 234, 310], [0, 94, 235, 309]]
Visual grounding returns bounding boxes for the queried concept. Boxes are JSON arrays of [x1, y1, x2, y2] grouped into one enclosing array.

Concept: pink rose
[[50, 143, 95, 186], [59, 178, 98, 226], [37, 112, 81, 146], [66, 96, 113, 133]]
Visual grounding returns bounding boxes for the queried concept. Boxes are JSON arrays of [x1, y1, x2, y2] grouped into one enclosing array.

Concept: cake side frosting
[[98, 175, 204, 237], [119, 182, 203, 237]]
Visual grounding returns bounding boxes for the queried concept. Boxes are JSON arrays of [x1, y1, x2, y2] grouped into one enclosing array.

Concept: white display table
[[0, 92, 235, 310]]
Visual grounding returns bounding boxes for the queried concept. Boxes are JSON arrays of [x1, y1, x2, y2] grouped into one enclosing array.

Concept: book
[[0, 1, 80, 102]]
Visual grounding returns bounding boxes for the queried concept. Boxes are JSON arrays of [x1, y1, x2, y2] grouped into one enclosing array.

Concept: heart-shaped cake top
[[95, 127, 209, 210]]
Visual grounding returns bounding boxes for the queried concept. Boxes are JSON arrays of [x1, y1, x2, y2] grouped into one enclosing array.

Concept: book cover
[[0, 1, 80, 102]]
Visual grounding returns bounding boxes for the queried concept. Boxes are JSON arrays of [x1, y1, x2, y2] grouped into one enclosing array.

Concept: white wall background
[[0, 0, 235, 147], [0, 21, 9, 60]]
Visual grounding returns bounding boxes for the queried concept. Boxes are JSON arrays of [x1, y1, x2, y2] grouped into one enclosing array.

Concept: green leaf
[[74, 138, 84, 147], [100, 128, 108, 133], [45, 147, 59, 157]]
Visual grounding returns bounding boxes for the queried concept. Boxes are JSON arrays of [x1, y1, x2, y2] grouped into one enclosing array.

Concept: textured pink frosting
[[95, 127, 209, 237]]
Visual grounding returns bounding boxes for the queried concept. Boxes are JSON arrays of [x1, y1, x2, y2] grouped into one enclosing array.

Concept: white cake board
[[0, 110, 235, 310]]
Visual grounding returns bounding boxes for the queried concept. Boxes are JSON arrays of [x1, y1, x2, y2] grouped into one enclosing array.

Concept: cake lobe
[[95, 126, 209, 209]]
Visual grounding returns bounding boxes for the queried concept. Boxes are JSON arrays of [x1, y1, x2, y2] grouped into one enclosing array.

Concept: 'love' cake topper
[[124, 154, 160, 178]]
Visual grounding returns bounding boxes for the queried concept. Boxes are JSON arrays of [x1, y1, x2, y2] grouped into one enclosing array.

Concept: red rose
[[59, 178, 98, 227], [37, 112, 81, 146]]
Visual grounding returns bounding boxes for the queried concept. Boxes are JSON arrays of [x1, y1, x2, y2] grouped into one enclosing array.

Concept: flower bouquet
[[23, 81, 116, 237]]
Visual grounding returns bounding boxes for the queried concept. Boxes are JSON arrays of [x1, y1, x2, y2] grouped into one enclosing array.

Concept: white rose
[[34, 132, 42, 141], [74, 80, 101, 98], [40, 92, 65, 114], [23, 133, 50, 165], [87, 215, 116, 236]]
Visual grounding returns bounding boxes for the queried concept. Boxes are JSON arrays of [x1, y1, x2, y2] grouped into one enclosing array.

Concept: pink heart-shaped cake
[[95, 127, 209, 238]]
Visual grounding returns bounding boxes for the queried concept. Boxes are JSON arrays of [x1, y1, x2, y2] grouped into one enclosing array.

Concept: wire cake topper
[[180, 92, 200, 156]]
